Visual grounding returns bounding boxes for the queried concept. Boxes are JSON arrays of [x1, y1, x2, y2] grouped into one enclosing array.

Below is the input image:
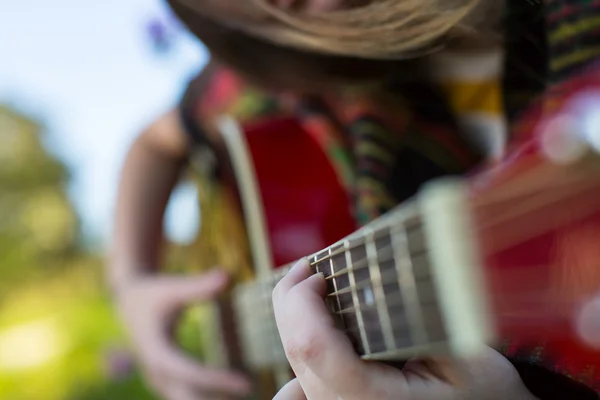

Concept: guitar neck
[[234, 180, 493, 367], [235, 158, 600, 375]]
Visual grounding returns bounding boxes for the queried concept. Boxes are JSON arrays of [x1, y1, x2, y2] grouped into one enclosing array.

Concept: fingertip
[[305, 272, 327, 294], [292, 258, 311, 272], [279, 258, 313, 289]]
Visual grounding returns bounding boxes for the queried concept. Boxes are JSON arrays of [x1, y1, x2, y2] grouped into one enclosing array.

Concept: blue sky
[[0, 0, 208, 247]]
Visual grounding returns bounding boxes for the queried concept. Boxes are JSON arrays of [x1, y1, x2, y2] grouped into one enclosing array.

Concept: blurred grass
[[0, 260, 156, 400], [0, 106, 208, 399]]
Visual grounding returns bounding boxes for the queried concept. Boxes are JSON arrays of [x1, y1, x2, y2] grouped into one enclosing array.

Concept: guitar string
[[240, 244, 559, 313]]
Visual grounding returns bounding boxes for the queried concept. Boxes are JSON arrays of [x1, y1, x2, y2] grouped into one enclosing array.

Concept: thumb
[[156, 269, 230, 307]]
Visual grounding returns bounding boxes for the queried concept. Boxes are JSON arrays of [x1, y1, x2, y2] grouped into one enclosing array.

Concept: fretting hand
[[272, 259, 539, 400]]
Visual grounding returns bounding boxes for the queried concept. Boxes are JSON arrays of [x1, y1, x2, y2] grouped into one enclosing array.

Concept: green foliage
[[0, 106, 155, 399], [0, 264, 156, 400], [0, 106, 82, 299]]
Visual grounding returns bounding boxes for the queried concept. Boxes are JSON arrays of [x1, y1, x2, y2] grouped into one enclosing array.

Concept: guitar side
[[212, 114, 356, 398]]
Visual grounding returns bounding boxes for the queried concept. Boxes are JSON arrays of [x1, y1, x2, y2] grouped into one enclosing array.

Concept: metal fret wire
[[365, 228, 396, 351], [310, 222, 419, 268], [327, 246, 346, 331], [345, 238, 371, 355], [393, 222, 429, 346], [241, 274, 553, 321]]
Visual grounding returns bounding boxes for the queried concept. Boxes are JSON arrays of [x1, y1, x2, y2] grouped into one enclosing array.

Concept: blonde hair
[[175, 0, 486, 60], [247, 0, 483, 59], [168, 0, 497, 92]]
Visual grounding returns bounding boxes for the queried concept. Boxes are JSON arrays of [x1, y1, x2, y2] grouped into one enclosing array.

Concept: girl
[[109, 0, 600, 399]]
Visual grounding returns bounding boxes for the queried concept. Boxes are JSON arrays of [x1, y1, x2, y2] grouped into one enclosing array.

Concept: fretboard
[[311, 207, 447, 359], [234, 180, 492, 368]]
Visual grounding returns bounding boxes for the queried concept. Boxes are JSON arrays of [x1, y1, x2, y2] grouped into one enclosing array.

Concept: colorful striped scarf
[[191, 67, 480, 226]]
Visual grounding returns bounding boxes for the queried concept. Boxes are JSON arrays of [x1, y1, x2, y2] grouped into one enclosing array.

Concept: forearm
[[109, 134, 187, 291]]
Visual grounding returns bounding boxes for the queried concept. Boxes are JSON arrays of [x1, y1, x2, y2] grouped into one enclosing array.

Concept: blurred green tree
[[0, 105, 81, 297], [0, 105, 158, 399]]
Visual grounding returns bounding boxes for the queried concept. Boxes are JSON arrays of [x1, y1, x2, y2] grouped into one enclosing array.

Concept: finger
[[160, 349, 252, 396], [273, 259, 312, 298], [273, 378, 307, 400], [274, 271, 375, 398], [157, 270, 229, 306], [577, 295, 600, 349]]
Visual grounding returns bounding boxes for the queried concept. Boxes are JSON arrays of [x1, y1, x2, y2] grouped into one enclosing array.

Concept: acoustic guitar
[[193, 65, 600, 399]]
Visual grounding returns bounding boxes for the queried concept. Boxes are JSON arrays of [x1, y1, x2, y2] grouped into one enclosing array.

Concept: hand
[[272, 260, 538, 400], [115, 269, 252, 400]]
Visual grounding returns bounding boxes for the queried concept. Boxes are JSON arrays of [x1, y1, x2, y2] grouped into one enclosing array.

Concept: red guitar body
[[470, 67, 600, 391], [242, 115, 356, 268], [233, 64, 600, 392]]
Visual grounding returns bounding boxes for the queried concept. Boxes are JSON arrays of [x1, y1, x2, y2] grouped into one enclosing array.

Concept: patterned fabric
[[189, 67, 481, 226], [547, 0, 600, 83]]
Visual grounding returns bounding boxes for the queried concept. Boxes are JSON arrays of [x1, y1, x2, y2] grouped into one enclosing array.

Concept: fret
[[316, 243, 363, 352], [365, 228, 396, 352], [310, 228, 393, 265], [392, 218, 429, 347], [419, 179, 494, 357], [335, 286, 437, 315], [348, 238, 389, 353], [329, 245, 347, 329], [312, 248, 345, 329], [345, 239, 371, 355], [325, 244, 395, 280]]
